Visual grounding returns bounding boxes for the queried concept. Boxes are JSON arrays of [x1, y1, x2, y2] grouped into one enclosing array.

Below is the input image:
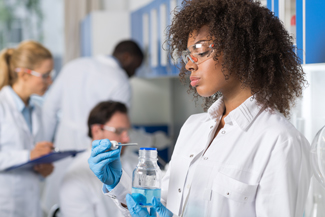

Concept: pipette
[[108, 141, 138, 151]]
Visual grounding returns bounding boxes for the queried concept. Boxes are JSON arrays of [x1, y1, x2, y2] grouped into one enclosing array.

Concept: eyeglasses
[[100, 125, 130, 136], [181, 41, 215, 65], [15, 68, 54, 80]]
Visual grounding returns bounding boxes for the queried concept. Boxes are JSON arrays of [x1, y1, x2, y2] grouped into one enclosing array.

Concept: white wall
[[129, 77, 172, 125], [41, 0, 64, 56], [101, 0, 153, 11], [128, 0, 153, 11], [90, 11, 130, 56], [170, 77, 205, 140], [101, 0, 128, 11], [129, 76, 205, 142]]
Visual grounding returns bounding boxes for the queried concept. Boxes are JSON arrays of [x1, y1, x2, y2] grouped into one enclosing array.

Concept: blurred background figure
[[42, 40, 143, 151], [41, 40, 143, 213], [0, 40, 54, 217], [59, 101, 138, 217]]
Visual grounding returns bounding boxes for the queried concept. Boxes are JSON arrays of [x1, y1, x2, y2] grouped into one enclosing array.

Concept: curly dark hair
[[167, 0, 306, 117]]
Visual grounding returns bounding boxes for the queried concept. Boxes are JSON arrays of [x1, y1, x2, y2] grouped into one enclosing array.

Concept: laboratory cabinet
[[131, 0, 325, 78], [267, 0, 325, 64], [131, 0, 182, 77]]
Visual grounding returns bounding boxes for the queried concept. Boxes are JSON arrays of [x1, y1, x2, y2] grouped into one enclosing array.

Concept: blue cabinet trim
[[80, 14, 92, 57]]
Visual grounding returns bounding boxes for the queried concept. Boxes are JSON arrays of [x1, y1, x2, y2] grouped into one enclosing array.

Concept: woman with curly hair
[[88, 0, 311, 216]]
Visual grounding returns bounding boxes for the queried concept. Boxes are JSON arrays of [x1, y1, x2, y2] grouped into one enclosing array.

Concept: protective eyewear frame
[[100, 125, 130, 136], [15, 68, 54, 80], [181, 41, 215, 65]]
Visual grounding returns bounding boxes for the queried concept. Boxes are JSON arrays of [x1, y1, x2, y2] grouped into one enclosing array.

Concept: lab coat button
[[210, 126, 213, 129], [221, 130, 226, 134], [189, 154, 194, 158], [203, 157, 208, 160], [178, 188, 181, 193], [244, 197, 247, 200], [227, 192, 230, 195]]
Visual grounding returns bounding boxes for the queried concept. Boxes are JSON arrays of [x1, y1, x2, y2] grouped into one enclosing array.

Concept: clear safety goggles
[[181, 41, 215, 65], [100, 125, 130, 136], [15, 68, 54, 80]]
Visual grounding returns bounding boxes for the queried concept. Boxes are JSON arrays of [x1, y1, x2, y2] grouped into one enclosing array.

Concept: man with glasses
[[59, 100, 138, 217], [41, 40, 143, 212]]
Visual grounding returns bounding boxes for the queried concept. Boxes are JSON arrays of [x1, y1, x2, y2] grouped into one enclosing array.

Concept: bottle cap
[[139, 147, 157, 159], [140, 147, 157, 151]]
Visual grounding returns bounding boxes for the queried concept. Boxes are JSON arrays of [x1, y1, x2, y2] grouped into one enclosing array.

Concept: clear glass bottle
[[131, 147, 162, 207]]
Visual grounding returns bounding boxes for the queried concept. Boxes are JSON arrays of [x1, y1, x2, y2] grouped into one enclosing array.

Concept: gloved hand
[[126, 194, 173, 217], [88, 139, 122, 190], [152, 197, 173, 217]]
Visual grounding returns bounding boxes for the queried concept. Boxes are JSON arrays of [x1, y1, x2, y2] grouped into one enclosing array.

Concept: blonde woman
[[0, 40, 54, 217]]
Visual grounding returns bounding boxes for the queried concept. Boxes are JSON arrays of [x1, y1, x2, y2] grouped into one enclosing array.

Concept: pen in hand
[[51, 146, 59, 152]]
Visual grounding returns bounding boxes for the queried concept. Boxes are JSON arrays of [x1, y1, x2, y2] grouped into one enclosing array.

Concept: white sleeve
[[102, 169, 132, 217], [60, 172, 96, 217], [255, 136, 312, 217], [42, 70, 64, 142]]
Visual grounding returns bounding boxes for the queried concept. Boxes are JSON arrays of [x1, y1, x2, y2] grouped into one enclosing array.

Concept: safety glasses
[[15, 68, 54, 80], [101, 125, 130, 136], [181, 41, 215, 65]]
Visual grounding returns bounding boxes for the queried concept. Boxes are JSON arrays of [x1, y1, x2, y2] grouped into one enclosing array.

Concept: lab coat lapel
[[32, 108, 40, 138], [2, 87, 31, 135], [167, 118, 216, 216], [190, 119, 218, 160]]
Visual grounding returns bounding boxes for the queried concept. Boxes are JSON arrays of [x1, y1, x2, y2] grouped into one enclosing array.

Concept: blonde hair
[[0, 40, 52, 90]]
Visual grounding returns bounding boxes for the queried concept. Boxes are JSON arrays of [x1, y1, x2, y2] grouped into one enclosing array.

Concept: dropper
[[108, 141, 138, 151]]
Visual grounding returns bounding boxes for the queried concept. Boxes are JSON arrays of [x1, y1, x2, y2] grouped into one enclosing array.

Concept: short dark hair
[[87, 101, 128, 138], [112, 40, 144, 59], [168, 0, 306, 117]]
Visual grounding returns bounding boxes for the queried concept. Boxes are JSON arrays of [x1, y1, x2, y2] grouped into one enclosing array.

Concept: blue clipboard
[[5, 150, 86, 171]]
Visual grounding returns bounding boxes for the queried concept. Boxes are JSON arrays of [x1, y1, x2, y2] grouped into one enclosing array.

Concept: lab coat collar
[[6, 85, 34, 112], [207, 97, 225, 121], [2, 86, 38, 136], [207, 95, 264, 131]]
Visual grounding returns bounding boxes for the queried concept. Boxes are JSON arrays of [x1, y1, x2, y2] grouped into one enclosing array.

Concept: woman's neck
[[12, 83, 30, 105], [222, 87, 252, 116]]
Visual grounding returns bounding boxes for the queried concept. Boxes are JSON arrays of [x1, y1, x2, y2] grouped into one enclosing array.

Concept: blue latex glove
[[126, 194, 173, 217], [152, 197, 173, 217], [88, 139, 122, 190]]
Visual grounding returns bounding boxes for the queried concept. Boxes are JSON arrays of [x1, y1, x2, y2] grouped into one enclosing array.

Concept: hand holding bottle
[[126, 194, 173, 217], [88, 139, 122, 190]]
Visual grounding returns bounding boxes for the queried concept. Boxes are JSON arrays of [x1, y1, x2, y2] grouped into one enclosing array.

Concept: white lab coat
[[0, 86, 43, 217], [60, 148, 138, 217], [104, 96, 311, 217], [41, 55, 131, 212]]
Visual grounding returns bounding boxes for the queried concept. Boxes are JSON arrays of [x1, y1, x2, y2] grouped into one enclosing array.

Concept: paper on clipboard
[[5, 150, 86, 171]]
